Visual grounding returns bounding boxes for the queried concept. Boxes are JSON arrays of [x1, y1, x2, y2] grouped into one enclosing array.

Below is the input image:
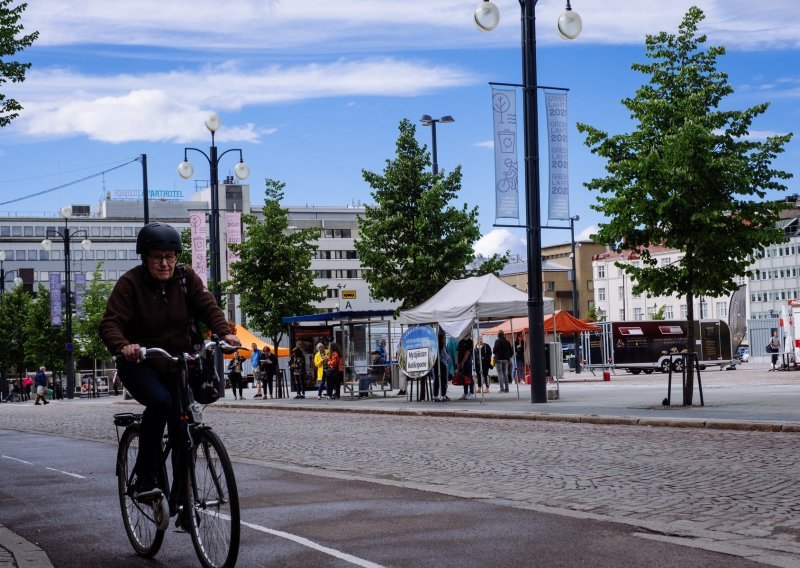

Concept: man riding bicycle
[[100, 222, 239, 500]]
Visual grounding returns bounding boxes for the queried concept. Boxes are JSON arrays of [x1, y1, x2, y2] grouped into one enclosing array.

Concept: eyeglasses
[[149, 253, 177, 265]]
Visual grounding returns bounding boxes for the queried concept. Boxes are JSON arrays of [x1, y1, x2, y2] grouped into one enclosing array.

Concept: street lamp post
[[178, 113, 250, 306], [420, 115, 455, 175], [474, 0, 582, 403], [569, 214, 581, 373], [41, 207, 91, 400]]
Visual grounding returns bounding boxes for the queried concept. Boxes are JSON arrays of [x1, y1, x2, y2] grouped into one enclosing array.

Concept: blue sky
[[1, 0, 798, 256]]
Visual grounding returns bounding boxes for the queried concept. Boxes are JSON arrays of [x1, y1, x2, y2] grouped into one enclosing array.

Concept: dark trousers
[[118, 362, 180, 479], [293, 372, 305, 395], [326, 370, 342, 398], [262, 371, 275, 396], [229, 372, 243, 397]]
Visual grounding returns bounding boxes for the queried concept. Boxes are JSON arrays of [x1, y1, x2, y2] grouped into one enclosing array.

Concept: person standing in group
[[289, 347, 307, 399], [492, 330, 513, 393], [514, 333, 526, 384], [20, 375, 32, 401], [376, 339, 387, 361], [325, 342, 344, 399], [33, 366, 49, 405], [250, 342, 263, 398], [768, 330, 781, 371], [99, 222, 239, 500], [260, 345, 279, 399], [314, 343, 328, 399], [433, 332, 450, 402], [227, 353, 245, 400], [457, 335, 474, 400], [474, 337, 492, 394]]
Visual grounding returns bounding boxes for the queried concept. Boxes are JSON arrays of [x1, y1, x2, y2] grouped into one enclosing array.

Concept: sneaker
[[433, 396, 441, 402], [483, 387, 490, 393], [133, 475, 162, 502], [459, 394, 467, 400], [44, 400, 49, 405], [253, 394, 262, 399], [442, 395, 450, 402], [397, 389, 407, 396]]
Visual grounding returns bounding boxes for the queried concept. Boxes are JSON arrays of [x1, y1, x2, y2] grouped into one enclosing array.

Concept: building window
[[680, 304, 688, 319], [716, 301, 727, 318], [598, 287, 606, 301], [619, 309, 625, 320], [326, 289, 339, 298], [633, 307, 643, 321], [665, 306, 674, 319], [597, 265, 605, 279], [545, 281, 555, 292], [618, 286, 624, 300], [660, 257, 672, 267]]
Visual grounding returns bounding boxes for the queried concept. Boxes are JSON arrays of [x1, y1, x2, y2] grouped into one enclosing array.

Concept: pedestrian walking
[[33, 367, 49, 405]]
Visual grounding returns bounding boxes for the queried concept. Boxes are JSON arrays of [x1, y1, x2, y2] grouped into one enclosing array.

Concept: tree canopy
[[576, 7, 793, 403], [0, 0, 38, 127], [228, 179, 325, 348], [356, 118, 507, 311]]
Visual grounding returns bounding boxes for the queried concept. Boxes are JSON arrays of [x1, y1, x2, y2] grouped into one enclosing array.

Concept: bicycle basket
[[188, 350, 220, 404]]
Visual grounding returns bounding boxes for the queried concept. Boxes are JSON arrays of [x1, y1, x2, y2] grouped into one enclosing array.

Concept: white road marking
[[45, 467, 86, 479], [236, 515, 385, 568], [1, 455, 33, 465]]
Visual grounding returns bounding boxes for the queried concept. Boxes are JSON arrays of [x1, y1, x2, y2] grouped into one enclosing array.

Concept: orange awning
[[225, 324, 290, 358], [482, 310, 599, 335]]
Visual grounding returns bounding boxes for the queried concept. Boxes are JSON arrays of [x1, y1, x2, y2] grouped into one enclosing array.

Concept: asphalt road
[[0, 429, 769, 568]]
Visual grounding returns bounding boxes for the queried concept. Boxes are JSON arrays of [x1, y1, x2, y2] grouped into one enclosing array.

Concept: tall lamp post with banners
[[474, 0, 582, 403], [41, 206, 92, 399], [177, 113, 250, 306]]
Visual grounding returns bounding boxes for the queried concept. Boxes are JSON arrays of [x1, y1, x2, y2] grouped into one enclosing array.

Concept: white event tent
[[398, 274, 554, 339]]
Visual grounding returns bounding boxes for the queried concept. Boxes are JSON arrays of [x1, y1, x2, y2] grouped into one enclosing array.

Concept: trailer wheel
[[629, 369, 642, 375], [643, 369, 654, 375], [672, 358, 685, 372], [660, 360, 671, 373]]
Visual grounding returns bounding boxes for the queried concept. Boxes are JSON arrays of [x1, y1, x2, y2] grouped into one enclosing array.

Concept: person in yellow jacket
[[314, 342, 329, 399]]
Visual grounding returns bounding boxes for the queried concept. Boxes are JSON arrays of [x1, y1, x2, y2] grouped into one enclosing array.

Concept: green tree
[[356, 119, 507, 311], [23, 284, 66, 376], [73, 265, 114, 369], [651, 304, 667, 321], [0, 284, 32, 383], [577, 7, 792, 404], [228, 179, 325, 350], [0, 0, 38, 127]]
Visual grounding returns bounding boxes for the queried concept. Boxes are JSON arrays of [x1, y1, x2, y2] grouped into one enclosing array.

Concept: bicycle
[[113, 338, 245, 568]]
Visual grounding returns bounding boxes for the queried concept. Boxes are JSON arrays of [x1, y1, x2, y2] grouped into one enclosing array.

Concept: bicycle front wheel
[[117, 424, 165, 557], [185, 428, 240, 568]]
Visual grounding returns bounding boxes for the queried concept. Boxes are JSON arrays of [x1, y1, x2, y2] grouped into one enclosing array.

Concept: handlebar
[[116, 337, 249, 363]]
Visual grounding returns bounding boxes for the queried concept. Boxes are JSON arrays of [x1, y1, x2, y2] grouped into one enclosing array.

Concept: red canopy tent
[[483, 310, 599, 335]]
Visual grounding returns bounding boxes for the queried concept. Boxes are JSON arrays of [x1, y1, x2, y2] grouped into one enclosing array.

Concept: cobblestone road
[[1, 400, 798, 567]]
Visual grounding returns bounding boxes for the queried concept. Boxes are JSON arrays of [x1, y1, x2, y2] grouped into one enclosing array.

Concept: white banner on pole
[[545, 91, 570, 220], [189, 212, 208, 287], [49, 272, 61, 326], [225, 211, 242, 275], [74, 273, 86, 318], [492, 88, 519, 220]]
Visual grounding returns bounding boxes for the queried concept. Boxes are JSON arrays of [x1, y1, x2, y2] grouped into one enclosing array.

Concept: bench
[[343, 376, 392, 399]]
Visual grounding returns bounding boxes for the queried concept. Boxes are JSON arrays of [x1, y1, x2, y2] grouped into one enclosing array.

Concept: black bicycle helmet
[[136, 222, 182, 254]]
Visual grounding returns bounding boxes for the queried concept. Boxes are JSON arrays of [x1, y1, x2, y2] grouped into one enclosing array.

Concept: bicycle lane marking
[[237, 517, 385, 568], [2, 455, 87, 479]]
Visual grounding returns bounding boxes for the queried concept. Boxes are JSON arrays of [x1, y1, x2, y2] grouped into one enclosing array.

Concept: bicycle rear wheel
[[117, 425, 165, 557], [185, 428, 240, 568]]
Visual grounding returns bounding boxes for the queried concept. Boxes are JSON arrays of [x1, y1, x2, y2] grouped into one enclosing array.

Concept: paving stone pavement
[[0, 364, 799, 567]]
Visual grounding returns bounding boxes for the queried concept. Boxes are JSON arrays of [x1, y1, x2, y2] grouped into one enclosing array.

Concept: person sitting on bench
[[358, 351, 386, 398]]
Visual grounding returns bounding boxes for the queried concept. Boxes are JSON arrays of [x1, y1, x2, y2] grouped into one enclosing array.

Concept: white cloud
[[25, 1, 800, 52], [577, 225, 599, 242], [474, 140, 494, 149], [474, 228, 526, 257], [10, 59, 475, 143]]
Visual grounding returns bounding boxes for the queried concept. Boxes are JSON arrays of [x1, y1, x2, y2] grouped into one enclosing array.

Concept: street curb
[[0, 525, 53, 568], [214, 401, 800, 433]]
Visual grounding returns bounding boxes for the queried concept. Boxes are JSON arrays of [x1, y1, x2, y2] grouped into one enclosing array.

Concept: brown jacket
[[99, 264, 229, 358]]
